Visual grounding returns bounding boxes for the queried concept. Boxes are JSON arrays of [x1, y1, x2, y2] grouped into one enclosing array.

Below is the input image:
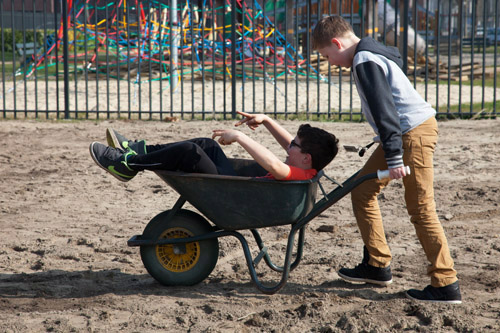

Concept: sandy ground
[[0, 118, 499, 332]]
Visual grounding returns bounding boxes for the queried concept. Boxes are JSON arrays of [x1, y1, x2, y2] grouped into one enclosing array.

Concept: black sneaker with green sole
[[89, 142, 138, 182], [406, 281, 462, 304], [106, 128, 147, 155]]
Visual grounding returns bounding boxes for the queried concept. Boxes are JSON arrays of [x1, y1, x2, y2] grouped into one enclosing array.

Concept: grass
[[452, 77, 498, 88], [436, 100, 499, 119], [421, 75, 499, 88], [428, 44, 500, 54]]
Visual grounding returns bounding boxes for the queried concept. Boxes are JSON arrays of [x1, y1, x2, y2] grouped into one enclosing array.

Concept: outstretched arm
[[212, 129, 291, 180], [235, 111, 293, 151]]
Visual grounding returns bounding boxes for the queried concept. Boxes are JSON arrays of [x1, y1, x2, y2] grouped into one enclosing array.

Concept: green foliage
[[0, 29, 50, 53]]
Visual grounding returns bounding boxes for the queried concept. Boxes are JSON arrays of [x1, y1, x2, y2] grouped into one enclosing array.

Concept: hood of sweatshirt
[[355, 37, 403, 69]]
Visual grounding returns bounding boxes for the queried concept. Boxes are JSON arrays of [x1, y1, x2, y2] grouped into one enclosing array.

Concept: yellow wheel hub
[[156, 227, 200, 272]]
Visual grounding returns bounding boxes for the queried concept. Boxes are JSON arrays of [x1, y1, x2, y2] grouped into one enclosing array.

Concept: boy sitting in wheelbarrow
[[89, 111, 339, 181]]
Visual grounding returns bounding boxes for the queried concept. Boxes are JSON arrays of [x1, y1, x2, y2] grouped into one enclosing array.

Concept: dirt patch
[[1, 118, 499, 332]]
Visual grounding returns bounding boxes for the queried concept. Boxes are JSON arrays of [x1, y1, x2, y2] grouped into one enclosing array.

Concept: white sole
[[106, 128, 120, 148], [405, 291, 462, 304], [337, 271, 393, 286]]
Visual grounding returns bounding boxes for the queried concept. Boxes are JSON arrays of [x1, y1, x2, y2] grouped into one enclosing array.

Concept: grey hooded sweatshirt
[[352, 37, 436, 169]]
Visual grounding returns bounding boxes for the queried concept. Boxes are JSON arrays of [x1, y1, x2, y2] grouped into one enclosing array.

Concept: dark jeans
[[127, 138, 236, 176]]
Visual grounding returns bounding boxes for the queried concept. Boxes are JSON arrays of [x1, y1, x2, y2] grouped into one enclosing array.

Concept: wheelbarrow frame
[[128, 161, 379, 294]]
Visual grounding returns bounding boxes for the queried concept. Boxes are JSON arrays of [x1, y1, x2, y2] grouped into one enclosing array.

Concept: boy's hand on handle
[[377, 166, 411, 180], [234, 111, 267, 130], [389, 166, 410, 179], [212, 129, 241, 145]]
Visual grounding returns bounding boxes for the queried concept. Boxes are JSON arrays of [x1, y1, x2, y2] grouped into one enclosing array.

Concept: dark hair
[[312, 15, 354, 50], [297, 124, 339, 171]]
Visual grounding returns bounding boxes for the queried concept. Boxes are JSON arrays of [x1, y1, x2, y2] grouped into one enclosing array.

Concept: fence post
[[231, 0, 237, 119], [402, 0, 409, 75], [62, 0, 70, 119]]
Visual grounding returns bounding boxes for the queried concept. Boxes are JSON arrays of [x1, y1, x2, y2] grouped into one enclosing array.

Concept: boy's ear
[[331, 38, 342, 49], [303, 153, 312, 166]]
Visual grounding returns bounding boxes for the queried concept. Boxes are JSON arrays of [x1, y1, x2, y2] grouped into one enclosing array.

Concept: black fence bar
[[413, 0, 418, 87], [105, 0, 110, 118], [1, 0, 498, 120], [315, 1, 320, 119], [435, 3, 440, 114], [294, 0, 298, 117], [450, 4, 452, 110], [158, 2, 163, 119], [1, 0, 5, 117], [43, 0, 48, 118], [495, 0, 498, 115], [147, 0, 152, 119], [458, 0, 463, 116], [137, 1, 142, 119], [241, 0, 245, 116], [252, 0, 257, 118], [222, 3, 226, 119], [62, 0, 69, 119], [212, 2, 216, 118], [263, 2, 267, 116], [402, 0, 408, 74], [200, 3, 205, 119], [169, 1, 173, 118], [274, 0, 278, 118], [93, 0, 98, 118], [481, 0, 486, 111], [180, 3, 185, 119], [72, 0, 76, 118], [10, 0, 16, 117], [189, 0, 194, 119], [22, 0, 26, 117], [115, 1, 120, 118], [284, 0, 288, 119], [349, 1, 354, 121], [231, 0, 236, 119], [471, 0, 476, 116]]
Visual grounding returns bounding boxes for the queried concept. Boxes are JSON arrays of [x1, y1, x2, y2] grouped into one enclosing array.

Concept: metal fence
[[1, 0, 498, 120]]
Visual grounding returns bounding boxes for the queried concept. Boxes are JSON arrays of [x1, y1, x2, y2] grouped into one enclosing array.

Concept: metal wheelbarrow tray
[[127, 158, 378, 294]]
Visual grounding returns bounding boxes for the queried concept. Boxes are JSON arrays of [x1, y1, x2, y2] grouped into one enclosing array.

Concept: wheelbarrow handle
[[377, 166, 411, 180]]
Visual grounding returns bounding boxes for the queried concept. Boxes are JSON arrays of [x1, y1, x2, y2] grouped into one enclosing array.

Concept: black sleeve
[[355, 61, 403, 168]]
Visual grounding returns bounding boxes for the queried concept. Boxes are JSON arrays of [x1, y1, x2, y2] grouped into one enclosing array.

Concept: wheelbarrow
[[127, 158, 400, 294]]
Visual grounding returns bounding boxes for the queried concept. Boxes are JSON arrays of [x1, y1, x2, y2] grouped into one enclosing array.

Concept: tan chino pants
[[350, 117, 457, 287]]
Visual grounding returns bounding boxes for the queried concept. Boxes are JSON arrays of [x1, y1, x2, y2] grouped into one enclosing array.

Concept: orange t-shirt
[[259, 166, 317, 181]]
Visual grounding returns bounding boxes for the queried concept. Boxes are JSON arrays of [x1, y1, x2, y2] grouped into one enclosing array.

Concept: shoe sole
[[106, 128, 120, 149], [405, 291, 462, 304], [337, 271, 393, 286], [89, 142, 130, 182]]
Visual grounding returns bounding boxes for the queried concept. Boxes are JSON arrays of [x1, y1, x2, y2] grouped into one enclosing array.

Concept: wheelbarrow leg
[[230, 225, 303, 295], [250, 227, 305, 273]]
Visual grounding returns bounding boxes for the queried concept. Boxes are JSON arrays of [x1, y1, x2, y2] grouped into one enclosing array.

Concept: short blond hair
[[312, 15, 354, 50]]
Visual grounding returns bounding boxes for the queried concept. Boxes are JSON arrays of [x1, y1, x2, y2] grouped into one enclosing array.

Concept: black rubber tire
[[140, 209, 219, 286]]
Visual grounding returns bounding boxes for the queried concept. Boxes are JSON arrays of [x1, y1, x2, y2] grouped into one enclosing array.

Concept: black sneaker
[[106, 128, 147, 155], [89, 142, 138, 182], [338, 263, 393, 286], [337, 246, 393, 286], [406, 281, 462, 304]]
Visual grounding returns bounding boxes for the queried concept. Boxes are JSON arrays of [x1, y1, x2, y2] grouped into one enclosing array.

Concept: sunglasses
[[289, 139, 302, 150]]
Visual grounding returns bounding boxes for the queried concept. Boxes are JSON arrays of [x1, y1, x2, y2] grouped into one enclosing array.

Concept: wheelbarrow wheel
[[140, 209, 219, 286]]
